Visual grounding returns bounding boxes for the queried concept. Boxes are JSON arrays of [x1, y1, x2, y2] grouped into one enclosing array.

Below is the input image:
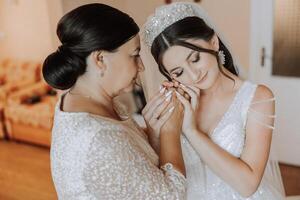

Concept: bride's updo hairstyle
[[151, 17, 238, 81], [43, 3, 139, 90]]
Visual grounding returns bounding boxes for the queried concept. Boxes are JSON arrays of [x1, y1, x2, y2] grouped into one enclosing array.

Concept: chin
[[120, 83, 134, 94], [193, 74, 209, 89], [194, 82, 210, 90]]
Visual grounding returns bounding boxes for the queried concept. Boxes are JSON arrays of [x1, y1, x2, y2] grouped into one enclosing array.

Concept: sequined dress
[[50, 95, 186, 200], [181, 81, 285, 199]]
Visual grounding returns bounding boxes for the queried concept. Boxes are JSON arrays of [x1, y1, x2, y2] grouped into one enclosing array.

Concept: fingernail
[[159, 87, 166, 94], [168, 106, 175, 113], [180, 83, 186, 88], [166, 94, 172, 102], [165, 90, 173, 97]]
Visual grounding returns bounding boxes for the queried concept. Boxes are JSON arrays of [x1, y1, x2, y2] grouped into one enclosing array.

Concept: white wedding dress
[[180, 81, 285, 199], [50, 94, 186, 200]]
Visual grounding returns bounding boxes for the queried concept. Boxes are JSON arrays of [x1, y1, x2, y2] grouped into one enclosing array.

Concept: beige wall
[[0, 0, 250, 72], [199, 0, 250, 77], [0, 0, 55, 62], [123, 0, 251, 76]]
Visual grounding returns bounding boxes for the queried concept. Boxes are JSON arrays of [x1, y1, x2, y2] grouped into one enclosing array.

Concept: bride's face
[[162, 35, 220, 89]]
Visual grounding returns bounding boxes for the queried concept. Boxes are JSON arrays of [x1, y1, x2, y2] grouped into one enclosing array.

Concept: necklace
[[68, 90, 92, 99]]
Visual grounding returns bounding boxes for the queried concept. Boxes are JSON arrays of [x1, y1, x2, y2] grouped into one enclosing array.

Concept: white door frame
[[249, 0, 300, 166]]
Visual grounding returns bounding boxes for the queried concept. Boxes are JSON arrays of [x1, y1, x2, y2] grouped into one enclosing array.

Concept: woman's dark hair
[[42, 3, 139, 90], [151, 16, 238, 81]]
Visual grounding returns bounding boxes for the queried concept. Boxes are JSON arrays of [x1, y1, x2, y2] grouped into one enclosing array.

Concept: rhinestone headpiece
[[143, 2, 200, 47]]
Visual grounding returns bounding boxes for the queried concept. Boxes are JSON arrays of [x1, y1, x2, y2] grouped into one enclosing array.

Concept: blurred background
[[0, 0, 299, 199]]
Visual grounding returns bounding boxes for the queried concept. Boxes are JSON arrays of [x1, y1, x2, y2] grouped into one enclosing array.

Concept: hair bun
[[42, 46, 86, 90]]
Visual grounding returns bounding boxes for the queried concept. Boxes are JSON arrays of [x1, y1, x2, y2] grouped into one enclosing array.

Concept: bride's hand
[[175, 84, 201, 133], [142, 87, 175, 138]]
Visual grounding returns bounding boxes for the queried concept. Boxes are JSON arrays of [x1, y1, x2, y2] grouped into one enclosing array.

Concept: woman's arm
[[142, 87, 174, 154], [84, 125, 186, 199], [177, 84, 274, 197]]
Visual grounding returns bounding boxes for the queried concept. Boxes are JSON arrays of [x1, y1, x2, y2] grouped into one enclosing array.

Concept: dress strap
[[247, 97, 276, 130], [251, 97, 275, 105]]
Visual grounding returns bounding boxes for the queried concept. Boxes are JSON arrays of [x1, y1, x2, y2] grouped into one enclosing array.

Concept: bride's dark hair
[[151, 16, 238, 81], [43, 3, 139, 90]]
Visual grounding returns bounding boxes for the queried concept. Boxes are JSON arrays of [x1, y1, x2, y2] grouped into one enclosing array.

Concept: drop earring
[[218, 50, 226, 65]]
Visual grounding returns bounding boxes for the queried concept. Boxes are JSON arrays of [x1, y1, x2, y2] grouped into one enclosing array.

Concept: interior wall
[[0, 0, 54, 62], [0, 0, 250, 71]]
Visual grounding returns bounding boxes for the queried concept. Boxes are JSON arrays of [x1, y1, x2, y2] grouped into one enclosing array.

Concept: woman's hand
[[175, 84, 201, 133], [142, 86, 175, 140], [160, 91, 184, 136]]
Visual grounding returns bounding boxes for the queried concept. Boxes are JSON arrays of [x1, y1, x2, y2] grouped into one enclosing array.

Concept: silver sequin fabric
[[50, 97, 186, 200], [180, 81, 285, 199]]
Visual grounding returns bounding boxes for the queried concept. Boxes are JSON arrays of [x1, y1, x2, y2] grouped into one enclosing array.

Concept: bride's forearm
[[185, 129, 262, 197]]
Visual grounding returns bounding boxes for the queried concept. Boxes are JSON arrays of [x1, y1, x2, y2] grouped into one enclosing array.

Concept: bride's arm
[[83, 124, 186, 199], [177, 84, 274, 197]]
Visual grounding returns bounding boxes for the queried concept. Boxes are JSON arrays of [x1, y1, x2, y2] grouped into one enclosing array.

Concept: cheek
[[174, 74, 194, 85]]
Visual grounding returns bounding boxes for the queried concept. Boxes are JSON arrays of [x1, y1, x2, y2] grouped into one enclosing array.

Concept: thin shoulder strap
[[248, 94, 276, 130], [251, 97, 276, 105]]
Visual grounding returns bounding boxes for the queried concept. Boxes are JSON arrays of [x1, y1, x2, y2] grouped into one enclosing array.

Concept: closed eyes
[[174, 69, 183, 77], [191, 52, 200, 63]]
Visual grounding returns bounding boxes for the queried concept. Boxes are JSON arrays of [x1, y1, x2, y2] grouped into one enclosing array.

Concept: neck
[[67, 84, 119, 119]]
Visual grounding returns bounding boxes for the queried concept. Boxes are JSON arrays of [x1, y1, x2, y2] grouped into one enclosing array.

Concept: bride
[[142, 2, 285, 199]]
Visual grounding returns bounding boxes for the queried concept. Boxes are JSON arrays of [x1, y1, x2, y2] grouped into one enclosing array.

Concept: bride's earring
[[218, 50, 226, 65]]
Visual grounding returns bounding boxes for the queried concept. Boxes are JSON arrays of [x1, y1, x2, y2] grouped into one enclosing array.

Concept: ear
[[92, 51, 106, 71], [210, 34, 220, 51]]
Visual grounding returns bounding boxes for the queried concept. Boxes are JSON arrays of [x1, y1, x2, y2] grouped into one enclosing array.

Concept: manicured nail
[[168, 106, 175, 113], [180, 83, 186, 88], [160, 87, 166, 94], [165, 90, 173, 97], [166, 94, 172, 102]]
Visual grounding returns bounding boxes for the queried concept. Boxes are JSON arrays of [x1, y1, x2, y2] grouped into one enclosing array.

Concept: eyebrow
[[169, 50, 194, 73]]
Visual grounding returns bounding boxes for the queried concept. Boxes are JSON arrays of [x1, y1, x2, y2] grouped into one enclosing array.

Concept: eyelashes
[[172, 52, 201, 77], [133, 54, 141, 61], [191, 52, 200, 63], [174, 69, 183, 77]]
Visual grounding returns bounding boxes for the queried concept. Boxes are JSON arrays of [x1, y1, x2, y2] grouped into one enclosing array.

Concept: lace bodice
[[181, 81, 285, 199], [50, 97, 186, 200]]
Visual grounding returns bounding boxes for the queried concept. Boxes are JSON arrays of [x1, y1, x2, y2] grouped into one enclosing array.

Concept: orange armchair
[[4, 82, 57, 147]]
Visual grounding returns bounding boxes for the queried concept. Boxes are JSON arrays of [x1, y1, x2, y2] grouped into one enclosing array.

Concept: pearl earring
[[218, 50, 226, 65]]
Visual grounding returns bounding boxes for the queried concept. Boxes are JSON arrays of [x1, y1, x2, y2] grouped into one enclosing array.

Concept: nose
[[137, 58, 145, 72]]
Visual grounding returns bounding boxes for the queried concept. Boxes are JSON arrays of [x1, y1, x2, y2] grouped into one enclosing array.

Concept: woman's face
[[101, 35, 144, 95], [162, 35, 220, 89]]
